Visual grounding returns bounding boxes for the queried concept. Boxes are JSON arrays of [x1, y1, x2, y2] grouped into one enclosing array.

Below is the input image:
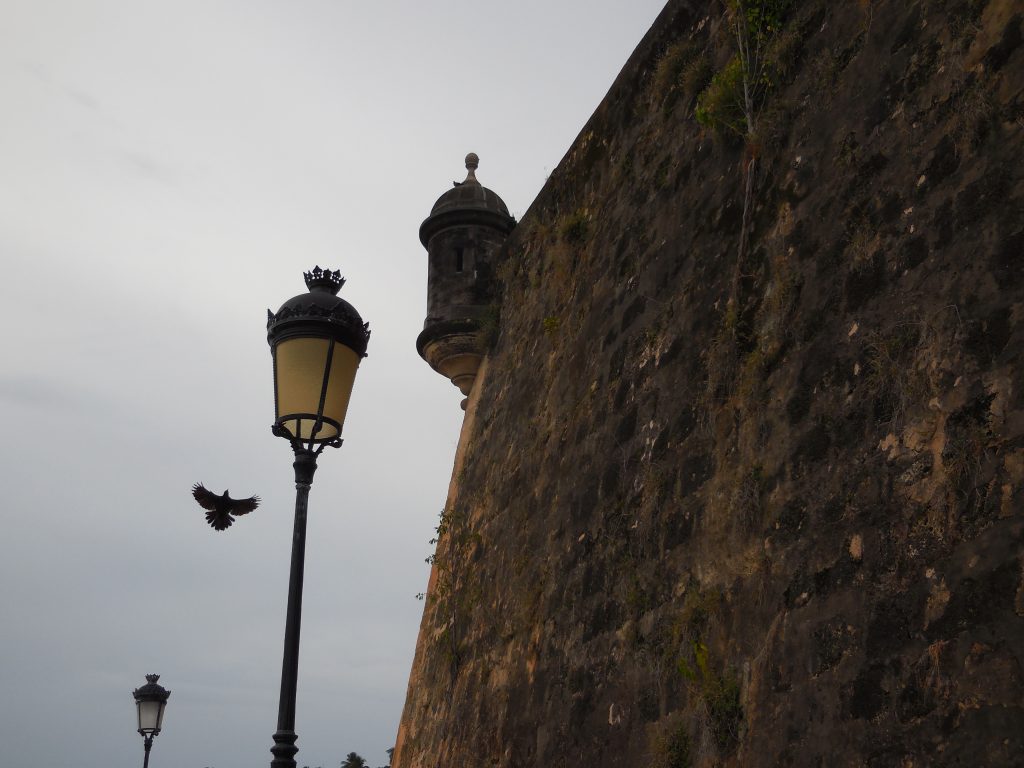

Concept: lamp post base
[[270, 730, 298, 767]]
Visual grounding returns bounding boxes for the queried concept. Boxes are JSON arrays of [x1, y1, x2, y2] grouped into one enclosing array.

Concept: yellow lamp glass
[[274, 337, 361, 442]]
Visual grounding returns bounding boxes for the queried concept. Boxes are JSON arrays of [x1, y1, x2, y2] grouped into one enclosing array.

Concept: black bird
[[191, 483, 260, 531]]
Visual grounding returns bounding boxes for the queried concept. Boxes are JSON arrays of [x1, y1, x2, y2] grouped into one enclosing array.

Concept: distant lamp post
[[132, 674, 170, 768], [266, 266, 370, 768]]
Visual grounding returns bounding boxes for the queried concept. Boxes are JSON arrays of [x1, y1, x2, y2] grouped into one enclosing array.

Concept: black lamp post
[[132, 674, 170, 768], [266, 266, 370, 768]]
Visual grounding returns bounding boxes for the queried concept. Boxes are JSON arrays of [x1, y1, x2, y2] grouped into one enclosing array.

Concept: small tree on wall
[[696, 0, 794, 327]]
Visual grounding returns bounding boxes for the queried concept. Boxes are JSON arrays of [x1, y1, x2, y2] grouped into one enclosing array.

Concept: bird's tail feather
[[206, 510, 233, 531]]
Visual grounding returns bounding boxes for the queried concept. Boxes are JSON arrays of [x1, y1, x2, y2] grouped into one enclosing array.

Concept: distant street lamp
[[132, 674, 170, 768], [265, 267, 370, 768]]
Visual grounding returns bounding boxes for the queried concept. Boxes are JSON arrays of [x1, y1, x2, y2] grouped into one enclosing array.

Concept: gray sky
[[0, 2, 666, 766]]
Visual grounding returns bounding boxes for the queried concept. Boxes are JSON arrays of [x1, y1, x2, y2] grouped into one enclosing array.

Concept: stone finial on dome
[[464, 152, 480, 184]]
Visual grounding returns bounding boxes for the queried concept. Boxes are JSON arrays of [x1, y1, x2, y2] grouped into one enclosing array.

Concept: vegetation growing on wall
[[695, 55, 748, 138], [417, 506, 481, 678], [696, 0, 792, 139], [478, 303, 502, 350], [650, 716, 692, 768], [651, 40, 713, 116], [559, 208, 592, 245]]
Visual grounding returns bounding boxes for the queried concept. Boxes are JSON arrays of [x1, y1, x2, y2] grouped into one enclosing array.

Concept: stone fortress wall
[[395, 0, 1024, 765]]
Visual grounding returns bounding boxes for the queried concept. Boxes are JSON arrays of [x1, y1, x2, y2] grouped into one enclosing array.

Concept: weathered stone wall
[[394, 0, 1024, 765]]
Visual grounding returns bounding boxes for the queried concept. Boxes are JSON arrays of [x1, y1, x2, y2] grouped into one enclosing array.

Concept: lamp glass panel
[[275, 338, 361, 441], [320, 342, 360, 435], [137, 700, 161, 732]]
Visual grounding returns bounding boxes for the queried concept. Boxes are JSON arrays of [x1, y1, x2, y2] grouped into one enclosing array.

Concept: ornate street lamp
[[265, 266, 370, 768], [132, 674, 170, 768]]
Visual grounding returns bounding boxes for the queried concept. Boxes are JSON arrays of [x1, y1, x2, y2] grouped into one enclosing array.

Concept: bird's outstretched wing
[[192, 483, 219, 511], [230, 496, 260, 516]]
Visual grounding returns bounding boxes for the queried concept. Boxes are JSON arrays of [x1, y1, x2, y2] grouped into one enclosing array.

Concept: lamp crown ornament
[[145, 674, 159, 684], [303, 265, 345, 294]]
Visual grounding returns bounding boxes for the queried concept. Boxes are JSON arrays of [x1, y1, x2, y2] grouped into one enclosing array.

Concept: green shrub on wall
[[695, 55, 747, 138], [650, 718, 692, 768]]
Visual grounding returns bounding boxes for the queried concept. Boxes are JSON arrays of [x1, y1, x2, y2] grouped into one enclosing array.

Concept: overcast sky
[[0, 2, 666, 766]]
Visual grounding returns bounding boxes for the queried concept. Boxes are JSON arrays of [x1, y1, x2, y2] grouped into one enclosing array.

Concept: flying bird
[[191, 483, 260, 531]]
